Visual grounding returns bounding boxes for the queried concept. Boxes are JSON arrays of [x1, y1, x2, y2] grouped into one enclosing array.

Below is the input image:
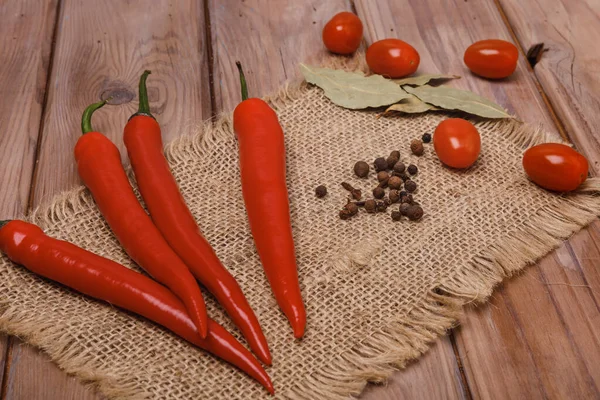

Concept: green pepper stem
[[0, 220, 11, 229], [81, 99, 109, 134], [236, 61, 248, 101], [137, 70, 152, 116]]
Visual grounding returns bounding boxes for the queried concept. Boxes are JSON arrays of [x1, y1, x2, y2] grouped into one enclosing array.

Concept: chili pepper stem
[[81, 99, 109, 134], [236, 61, 249, 101], [131, 70, 154, 120], [0, 220, 10, 229]]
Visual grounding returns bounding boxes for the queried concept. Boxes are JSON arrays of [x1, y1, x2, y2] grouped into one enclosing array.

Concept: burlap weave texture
[[1, 82, 599, 399]]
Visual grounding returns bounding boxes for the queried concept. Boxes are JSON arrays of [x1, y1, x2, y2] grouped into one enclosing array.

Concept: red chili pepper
[[74, 100, 208, 338], [122, 71, 271, 365], [233, 62, 306, 339], [0, 220, 274, 394]]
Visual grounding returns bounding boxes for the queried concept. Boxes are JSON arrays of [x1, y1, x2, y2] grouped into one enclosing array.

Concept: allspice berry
[[374, 157, 388, 172], [410, 139, 424, 156], [376, 201, 387, 212], [401, 193, 414, 204], [407, 205, 424, 221], [386, 155, 399, 169], [345, 202, 359, 215], [373, 187, 385, 199], [391, 210, 402, 221], [377, 171, 390, 182], [354, 161, 370, 178], [388, 176, 402, 190], [390, 150, 401, 160], [365, 199, 377, 213], [407, 164, 418, 175], [339, 209, 351, 220], [393, 162, 406, 173], [315, 185, 327, 198], [389, 189, 400, 203], [405, 180, 417, 193], [399, 202, 411, 215]]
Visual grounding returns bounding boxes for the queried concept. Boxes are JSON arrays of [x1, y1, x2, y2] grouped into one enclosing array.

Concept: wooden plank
[[0, 0, 59, 397], [31, 0, 212, 205], [360, 339, 467, 400], [210, 1, 468, 398], [5, 0, 212, 398], [455, 237, 600, 399], [498, 0, 600, 173], [353, 0, 600, 398]]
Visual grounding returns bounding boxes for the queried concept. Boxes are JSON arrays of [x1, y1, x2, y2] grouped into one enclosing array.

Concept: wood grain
[[360, 339, 468, 400], [31, 0, 212, 206], [210, 1, 468, 398], [498, 0, 600, 172], [4, 0, 211, 398], [355, 1, 598, 399], [0, 0, 59, 396]]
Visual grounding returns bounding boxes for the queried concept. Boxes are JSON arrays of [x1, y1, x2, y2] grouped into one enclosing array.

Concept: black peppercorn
[[405, 180, 417, 193], [389, 189, 400, 203], [391, 210, 402, 221], [399, 190, 407, 197], [410, 139, 424, 156], [365, 199, 377, 213], [373, 187, 385, 199], [377, 171, 390, 182], [315, 185, 327, 198], [422, 133, 432, 143], [407, 205, 424, 221], [388, 176, 402, 190], [374, 157, 388, 172], [354, 161, 370, 178], [393, 162, 406, 173], [407, 164, 418, 175]]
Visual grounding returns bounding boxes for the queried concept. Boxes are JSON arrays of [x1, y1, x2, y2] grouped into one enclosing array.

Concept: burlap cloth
[[2, 70, 600, 399]]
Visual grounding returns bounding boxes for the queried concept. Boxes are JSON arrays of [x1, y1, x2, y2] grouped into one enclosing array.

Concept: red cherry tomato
[[464, 39, 519, 79], [366, 39, 420, 78], [322, 12, 363, 55], [522, 143, 588, 192], [433, 118, 481, 169]]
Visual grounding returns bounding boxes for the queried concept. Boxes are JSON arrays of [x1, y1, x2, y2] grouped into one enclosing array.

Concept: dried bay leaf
[[404, 85, 513, 119], [384, 95, 440, 115], [394, 74, 460, 87], [300, 64, 411, 109]]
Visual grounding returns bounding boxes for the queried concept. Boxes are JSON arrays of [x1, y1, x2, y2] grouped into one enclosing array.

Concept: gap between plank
[[202, 0, 217, 120], [449, 330, 474, 400], [493, 0, 569, 142], [0, 1, 64, 398]]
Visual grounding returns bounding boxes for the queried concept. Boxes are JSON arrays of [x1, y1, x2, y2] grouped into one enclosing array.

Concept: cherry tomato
[[522, 143, 588, 192], [433, 118, 481, 169], [366, 39, 420, 78], [464, 39, 519, 79], [322, 12, 363, 55]]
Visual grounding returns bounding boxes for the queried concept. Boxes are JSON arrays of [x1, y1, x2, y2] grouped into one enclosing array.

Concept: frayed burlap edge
[[9, 58, 600, 399]]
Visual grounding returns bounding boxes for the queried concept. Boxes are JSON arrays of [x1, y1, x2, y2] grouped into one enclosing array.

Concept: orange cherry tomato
[[366, 39, 420, 78], [522, 143, 588, 192], [322, 12, 363, 55], [433, 118, 481, 169], [464, 39, 519, 79]]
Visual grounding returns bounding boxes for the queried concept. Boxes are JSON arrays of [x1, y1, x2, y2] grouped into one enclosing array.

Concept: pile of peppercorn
[[316, 134, 430, 222]]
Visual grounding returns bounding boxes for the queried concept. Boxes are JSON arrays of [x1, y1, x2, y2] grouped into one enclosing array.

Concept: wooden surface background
[[0, 0, 599, 398]]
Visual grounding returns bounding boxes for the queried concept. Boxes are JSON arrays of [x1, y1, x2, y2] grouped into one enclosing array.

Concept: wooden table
[[1, 0, 598, 398]]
